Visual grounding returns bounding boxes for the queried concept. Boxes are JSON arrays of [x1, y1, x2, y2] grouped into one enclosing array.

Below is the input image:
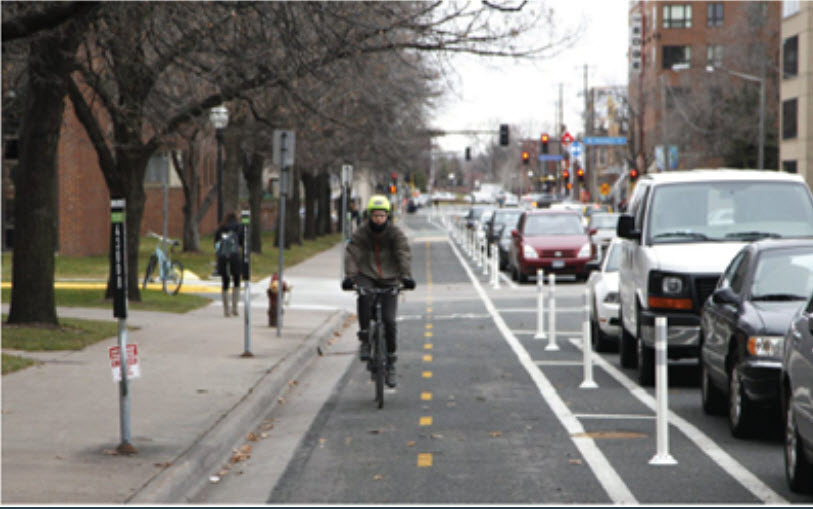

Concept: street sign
[[109, 344, 140, 382], [272, 130, 296, 168], [538, 155, 563, 162], [570, 141, 583, 158], [584, 136, 627, 146], [561, 131, 574, 144]]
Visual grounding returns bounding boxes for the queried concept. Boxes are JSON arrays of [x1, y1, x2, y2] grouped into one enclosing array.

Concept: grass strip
[[1, 287, 212, 313], [1, 314, 120, 351], [2, 353, 38, 375]]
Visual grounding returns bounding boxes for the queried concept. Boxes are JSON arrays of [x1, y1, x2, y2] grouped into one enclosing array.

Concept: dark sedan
[[485, 207, 523, 268], [700, 239, 813, 438], [781, 290, 813, 493]]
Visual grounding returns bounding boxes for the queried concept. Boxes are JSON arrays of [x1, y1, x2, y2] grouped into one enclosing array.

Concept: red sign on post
[[561, 132, 574, 145], [109, 344, 140, 382]]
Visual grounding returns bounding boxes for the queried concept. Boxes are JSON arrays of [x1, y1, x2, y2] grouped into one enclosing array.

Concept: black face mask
[[370, 218, 388, 233]]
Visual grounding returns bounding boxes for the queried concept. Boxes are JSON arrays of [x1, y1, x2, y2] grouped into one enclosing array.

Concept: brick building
[[628, 1, 782, 173], [780, 0, 813, 184]]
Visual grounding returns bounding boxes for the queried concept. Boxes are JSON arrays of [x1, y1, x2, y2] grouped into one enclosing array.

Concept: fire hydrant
[[267, 273, 291, 326]]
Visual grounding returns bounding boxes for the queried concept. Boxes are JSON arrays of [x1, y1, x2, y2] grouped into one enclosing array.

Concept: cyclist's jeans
[[355, 275, 398, 355], [218, 254, 242, 290]]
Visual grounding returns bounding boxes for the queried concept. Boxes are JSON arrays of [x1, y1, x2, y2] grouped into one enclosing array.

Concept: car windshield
[[750, 248, 813, 301], [590, 214, 619, 229], [494, 211, 522, 227], [523, 214, 584, 236], [603, 243, 621, 272], [647, 181, 813, 243]]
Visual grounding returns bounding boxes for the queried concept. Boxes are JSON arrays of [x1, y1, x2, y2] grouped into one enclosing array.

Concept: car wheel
[[591, 305, 613, 353], [619, 308, 637, 369], [637, 336, 655, 386], [700, 361, 726, 415], [728, 360, 755, 438], [518, 267, 528, 283], [785, 394, 813, 493]]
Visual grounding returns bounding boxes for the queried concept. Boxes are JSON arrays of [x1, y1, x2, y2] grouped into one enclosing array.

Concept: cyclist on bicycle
[[342, 194, 415, 388], [215, 211, 244, 317]]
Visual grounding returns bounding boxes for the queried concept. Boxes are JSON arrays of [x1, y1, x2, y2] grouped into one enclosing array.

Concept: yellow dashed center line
[[417, 453, 433, 467], [424, 331, 433, 338], [419, 416, 433, 426], [425, 324, 433, 329], [423, 354, 433, 362], [426, 307, 433, 313], [424, 343, 433, 350], [422, 371, 433, 378], [421, 391, 432, 400]]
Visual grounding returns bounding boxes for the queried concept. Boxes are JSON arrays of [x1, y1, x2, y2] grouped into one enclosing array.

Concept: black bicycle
[[349, 285, 403, 409]]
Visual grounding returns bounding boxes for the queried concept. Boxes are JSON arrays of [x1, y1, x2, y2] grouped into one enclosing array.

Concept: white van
[[615, 169, 813, 386]]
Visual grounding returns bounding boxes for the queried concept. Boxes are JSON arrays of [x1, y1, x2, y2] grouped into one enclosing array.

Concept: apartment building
[[628, 1, 781, 173], [780, 0, 813, 186]]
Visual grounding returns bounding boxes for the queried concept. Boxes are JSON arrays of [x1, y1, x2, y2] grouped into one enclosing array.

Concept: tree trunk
[[317, 172, 332, 235], [8, 20, 89, 325], [302, 171, 317, 240], [222, 128, 240, 218]]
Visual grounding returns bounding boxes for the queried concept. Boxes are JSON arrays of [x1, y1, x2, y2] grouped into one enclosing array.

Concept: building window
[[707, 3, 723, 26], [782, 0, 799, 17], [706, 45, 723, 67], [783, 36, 798, 78], [663, 4, 692, 28], [663, 45, 692, 69], [782, 98, 798, 139], [782, 160, 798, 174]]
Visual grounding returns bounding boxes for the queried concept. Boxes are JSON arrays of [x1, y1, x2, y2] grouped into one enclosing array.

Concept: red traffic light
[[629, 168, 639, 181], [521, 151, 530, 164], [562, 169, 570, 180], [541, 133, 549, 143], [391, 172, 398, 180], [577, 168, 585, 177]]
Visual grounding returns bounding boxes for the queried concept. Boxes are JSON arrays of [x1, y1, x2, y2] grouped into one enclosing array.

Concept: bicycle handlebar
[[147, 231, 181, 247], [344, 284, 410, 295]]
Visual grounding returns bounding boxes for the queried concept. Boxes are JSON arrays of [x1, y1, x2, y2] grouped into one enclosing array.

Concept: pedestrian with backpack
[[214, 211, 244, 317]]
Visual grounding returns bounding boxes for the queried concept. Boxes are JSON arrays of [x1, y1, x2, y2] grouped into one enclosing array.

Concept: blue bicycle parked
[[142, 232, 184, 295]]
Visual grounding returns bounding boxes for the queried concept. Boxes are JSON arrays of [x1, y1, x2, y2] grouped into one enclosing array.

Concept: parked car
[[781, 290, 813, 493], [699, 239, 813, 438], [508, 209, 595, 283], [587, 212, 620, 258], [463, 205, 494, 230], [485, 207, 524, 268], [520, 192, 556, 209], [586, 239, 622, 352], [616, 170, 813, 385]]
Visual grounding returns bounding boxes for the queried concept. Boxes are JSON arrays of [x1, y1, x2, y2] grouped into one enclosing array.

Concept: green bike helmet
[[366, 194, 391, 213]]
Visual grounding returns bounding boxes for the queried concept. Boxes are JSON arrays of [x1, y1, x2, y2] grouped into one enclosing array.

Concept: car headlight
[[648, 271, 692, 310], [603, 291, 619, 304], [577, 242, 591, 258], [747, 336, 783, 357], [523, 244, 538, 259]]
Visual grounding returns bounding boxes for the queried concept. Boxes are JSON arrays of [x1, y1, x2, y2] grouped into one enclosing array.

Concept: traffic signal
[[577, 168, 585, 183], [540, 133, 549, 154], [629, 168, 639, 183], [499, 124, 509, 146], [465, 147, 471, 161], [390, 173, 398, 194], [521, 151, 530, 165], [562, 169, 570, 182]]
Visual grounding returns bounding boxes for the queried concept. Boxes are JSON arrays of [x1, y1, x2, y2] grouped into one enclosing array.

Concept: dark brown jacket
[[344, 219, 412, 284]]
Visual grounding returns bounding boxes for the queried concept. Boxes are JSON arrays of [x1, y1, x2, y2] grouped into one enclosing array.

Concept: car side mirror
[[511, 229, 519, 238], [711, 287, 739, 307], [616, 214, 641, 241]]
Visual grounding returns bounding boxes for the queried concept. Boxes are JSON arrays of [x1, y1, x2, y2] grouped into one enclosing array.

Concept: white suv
[[616, 169, 813, 386]]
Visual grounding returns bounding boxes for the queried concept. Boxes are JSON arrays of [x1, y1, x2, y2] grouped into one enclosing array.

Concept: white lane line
[[448, 237, 637, 504], [535, 360, 584, 367], [566, 338, 787, 504], [574, 413, 655, 420]]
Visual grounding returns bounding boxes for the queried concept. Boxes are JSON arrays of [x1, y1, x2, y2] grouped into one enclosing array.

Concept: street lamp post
[[706, 65, 765, 170], [209, 105, 229, 223]]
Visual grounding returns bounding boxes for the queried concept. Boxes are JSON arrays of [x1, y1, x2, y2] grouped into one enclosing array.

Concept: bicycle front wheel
[[143, 254, 158, 290], [373, 322, 385, 409], [163, 260, 184, 295]]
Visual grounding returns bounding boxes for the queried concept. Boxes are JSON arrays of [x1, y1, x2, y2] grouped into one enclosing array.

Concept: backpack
[[216, 230, 239, 258]]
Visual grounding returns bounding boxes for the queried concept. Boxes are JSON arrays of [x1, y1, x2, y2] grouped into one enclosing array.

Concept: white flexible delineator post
[[545, 272, 559, 351], [579, 288, 598, 388], [650, 316, 677, 465], [534, 269, 546, 339]]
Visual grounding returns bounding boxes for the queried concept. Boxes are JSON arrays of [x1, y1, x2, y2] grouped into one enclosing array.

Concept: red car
[[508, 209, 595, 283]]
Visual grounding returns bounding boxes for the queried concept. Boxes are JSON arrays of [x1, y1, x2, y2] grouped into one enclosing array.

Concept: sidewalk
[[1, 242, 355, 504]]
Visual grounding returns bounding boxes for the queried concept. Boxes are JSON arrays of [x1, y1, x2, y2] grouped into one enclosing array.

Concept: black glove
[[341, 277, 355, 290], [402, 277, 416, 290]]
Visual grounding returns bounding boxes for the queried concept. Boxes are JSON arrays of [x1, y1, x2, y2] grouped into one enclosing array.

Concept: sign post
[[110, 199, 136, 455], [340, 164, 353, 280], [273, 130, 295, 337], [241, 210, 253, 357]]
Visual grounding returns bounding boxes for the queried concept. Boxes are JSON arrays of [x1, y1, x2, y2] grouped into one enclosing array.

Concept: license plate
[[552, 260, 565, 268]]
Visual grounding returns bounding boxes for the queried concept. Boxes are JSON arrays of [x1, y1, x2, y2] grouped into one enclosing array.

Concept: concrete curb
[[127, 309, 350, 504]]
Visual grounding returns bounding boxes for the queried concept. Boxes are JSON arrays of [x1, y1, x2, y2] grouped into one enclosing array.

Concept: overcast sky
[[431, 0, 630, 156]]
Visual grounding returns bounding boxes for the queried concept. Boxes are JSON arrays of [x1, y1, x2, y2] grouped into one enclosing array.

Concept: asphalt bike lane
[[436, 210, 794, 504]]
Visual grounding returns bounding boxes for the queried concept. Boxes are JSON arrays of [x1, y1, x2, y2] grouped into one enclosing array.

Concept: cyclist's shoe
[[385, 355, 397, 388], [357, 330, 370, 361]]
